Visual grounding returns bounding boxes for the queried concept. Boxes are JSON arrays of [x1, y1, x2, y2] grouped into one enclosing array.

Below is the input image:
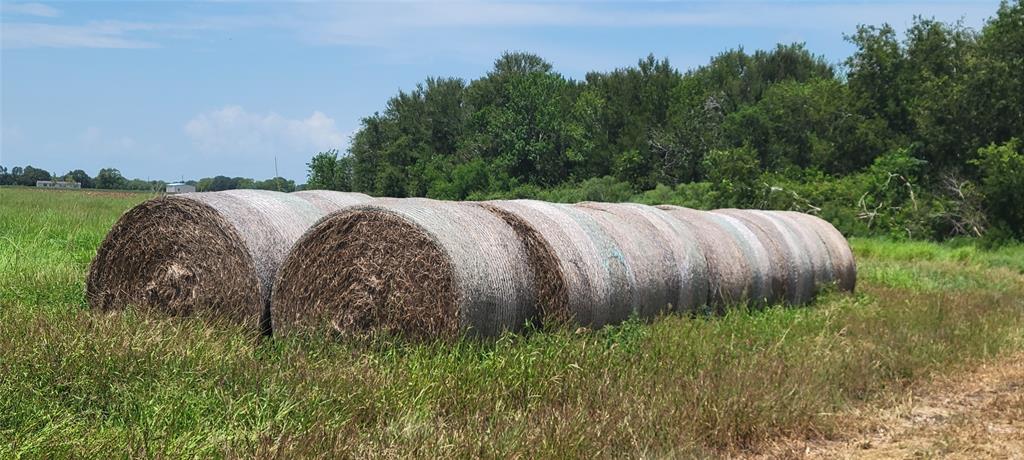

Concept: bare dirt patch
[[756, 353, 1024, 459]]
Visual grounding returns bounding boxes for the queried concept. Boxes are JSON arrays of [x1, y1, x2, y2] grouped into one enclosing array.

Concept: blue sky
[[0, 1, 1002, 183]]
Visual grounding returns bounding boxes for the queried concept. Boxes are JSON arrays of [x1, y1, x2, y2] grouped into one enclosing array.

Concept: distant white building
[[166, 182, 196, 194], [36, 180, 81, 189]]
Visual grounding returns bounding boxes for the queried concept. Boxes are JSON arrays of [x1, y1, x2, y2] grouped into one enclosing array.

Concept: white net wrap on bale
[[779, 211, 856, 292], [656, 205, 765, 309], [477, 200, 638, 328], [712, 209, 802, 305], [710, 209, 801, 304], [292, 190, 373, 213], [572, 202, 707, 322], [86, 189, 372, 332], [271, 199, 537, 338]]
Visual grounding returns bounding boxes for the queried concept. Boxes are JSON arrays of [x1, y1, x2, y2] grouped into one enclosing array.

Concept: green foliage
[[94, 168, 126, 190], [14, 165, 52, 186], [701, 146, 763, 208], [306, 149, 352, 192], [974, 138, 1024, 236], [63, 169, 93, 188]]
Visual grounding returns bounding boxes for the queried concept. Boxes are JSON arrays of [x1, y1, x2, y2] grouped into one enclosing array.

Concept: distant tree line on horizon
[[0, 165, 297, 193], [306, 1, 1023, 242]]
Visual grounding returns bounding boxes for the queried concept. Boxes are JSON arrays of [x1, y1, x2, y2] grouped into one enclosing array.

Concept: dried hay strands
[[86, 189, 371, 332], [271, 199, 537, 338]]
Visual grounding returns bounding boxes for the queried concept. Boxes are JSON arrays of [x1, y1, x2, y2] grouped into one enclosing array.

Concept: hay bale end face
[[271, 200, 537, 338], [474, 201, 571, 327], [86, 189, 370, 332]]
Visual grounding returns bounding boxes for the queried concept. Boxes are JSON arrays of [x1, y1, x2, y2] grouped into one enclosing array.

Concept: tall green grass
[[1, 186, 1022, 457]]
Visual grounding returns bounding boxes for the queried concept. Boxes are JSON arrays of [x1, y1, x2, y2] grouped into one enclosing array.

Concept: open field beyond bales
[[1, 186, 1022, 457]]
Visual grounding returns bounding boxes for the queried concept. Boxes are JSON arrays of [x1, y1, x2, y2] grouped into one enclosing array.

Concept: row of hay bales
[[87, 190, 855, 338]]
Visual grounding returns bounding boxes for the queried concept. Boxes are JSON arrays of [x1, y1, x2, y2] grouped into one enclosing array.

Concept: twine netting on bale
[[86, 189, 371, 333], [476, 200, 637, 328], [577, 202, 710, 318], [656, 205, 758, 310], [271, 199, 537, 339], [712, 209, 798, 305], [570, 202, 689, 322], [766, 211, 835, 293], [474, 201, 571, 327], [779, 211, 857, 292], [292, 190, 373, 213]]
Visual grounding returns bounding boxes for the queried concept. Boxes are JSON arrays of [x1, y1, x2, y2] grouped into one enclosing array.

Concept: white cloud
[[1, 22, 159, 49], [2, 2, 60, 18], [183, 106, 345, 157]]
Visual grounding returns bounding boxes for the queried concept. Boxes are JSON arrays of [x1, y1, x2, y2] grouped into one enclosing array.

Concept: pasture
[[1, 186, 1022, 457]]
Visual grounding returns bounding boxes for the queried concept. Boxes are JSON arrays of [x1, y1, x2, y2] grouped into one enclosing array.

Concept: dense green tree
[[974, 138, 1024, 236], [17, 166, 52, 186], [94, 168, 127, 190], [307, 149, 352, 191], [63, 169, 93, 188], [254, 177, 296, 192]]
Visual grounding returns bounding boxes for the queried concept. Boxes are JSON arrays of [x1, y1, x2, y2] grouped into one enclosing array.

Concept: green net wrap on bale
[[271, 199, 537, 339], [573, 202, 707, 322], [86, 189, 372, 333]]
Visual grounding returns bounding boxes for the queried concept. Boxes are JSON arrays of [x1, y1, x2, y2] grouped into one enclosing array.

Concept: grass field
[[1, 186, 1022, 457]]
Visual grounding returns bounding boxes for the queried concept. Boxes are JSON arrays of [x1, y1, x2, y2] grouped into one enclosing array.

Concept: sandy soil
[[755, 353, 1024, 459]]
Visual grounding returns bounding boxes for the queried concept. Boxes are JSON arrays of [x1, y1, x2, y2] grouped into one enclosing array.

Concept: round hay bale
[[86, 189, 371, 333], [779, 211, 856, 292], [656, 205, 756, 309], [572, 202, 687, 321], [271, 199, 537, 339], [293, 190, 373, 213], [769, 211, 834, 292], [476, 200, 640, 328], [474, 201, 572, 327], [712, 209, 794, 305]]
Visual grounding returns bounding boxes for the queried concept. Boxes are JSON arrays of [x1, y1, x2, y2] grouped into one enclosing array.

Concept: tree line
[[0, 165, 296, 193], [307, 1, 1023, 241]]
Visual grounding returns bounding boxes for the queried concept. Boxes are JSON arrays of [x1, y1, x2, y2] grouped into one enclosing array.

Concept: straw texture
[[477, 200, 637, 327], [271, 199, 537, 338], [86, 189, 371, 332]]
